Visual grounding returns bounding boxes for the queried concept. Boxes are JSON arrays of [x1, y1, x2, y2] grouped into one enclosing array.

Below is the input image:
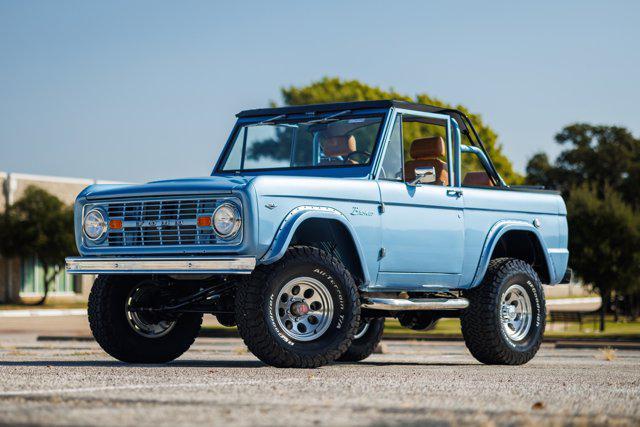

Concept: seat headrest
[[410, 136, 445, 159], [323, 135, 356, 157], [462, 171, 494, 187]]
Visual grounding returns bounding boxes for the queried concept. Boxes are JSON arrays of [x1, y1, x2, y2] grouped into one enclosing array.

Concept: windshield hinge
[[378, 248, 386, 259], [378, 203, 385, 214]]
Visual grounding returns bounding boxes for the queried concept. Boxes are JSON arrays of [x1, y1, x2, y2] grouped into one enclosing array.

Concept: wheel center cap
[[290, 301, 310, 316], [502, 304, 517, 321]]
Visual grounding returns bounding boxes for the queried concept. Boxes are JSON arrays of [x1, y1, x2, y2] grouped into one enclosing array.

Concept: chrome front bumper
[[65, 256, 256, 275]]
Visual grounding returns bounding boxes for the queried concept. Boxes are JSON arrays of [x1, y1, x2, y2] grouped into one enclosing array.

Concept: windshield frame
[[213, 108, 389, 175]]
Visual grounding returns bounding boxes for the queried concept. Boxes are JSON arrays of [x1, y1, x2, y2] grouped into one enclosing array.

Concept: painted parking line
[[0, 309, 87, 318], [0, 378, 301, 397]]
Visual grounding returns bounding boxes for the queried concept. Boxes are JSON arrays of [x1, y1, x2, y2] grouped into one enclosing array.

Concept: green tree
[[526, 124, 640, 206], [279, 77, 523, 183], [565, 185, 640, 330], [0, 186, 76, 305], [526, 123, 640, 327], [524, 152, 556, 189]]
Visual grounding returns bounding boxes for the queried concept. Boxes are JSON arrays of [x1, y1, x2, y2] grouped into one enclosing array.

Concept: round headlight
[[212, 203, 241, 239], [83, 209, 107, 241]]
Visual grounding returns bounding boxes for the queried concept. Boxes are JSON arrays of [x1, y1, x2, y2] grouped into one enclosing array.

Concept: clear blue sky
[[1, 0, 639, 183]]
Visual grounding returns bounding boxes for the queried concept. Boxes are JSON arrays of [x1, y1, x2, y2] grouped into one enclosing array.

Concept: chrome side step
[[362, 297, 469, 311]]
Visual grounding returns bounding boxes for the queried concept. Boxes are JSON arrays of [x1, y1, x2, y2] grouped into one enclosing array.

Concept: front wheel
[[88, 275, 202, 363], [461, 258, 545, 365], [235, 246, 360, 368]]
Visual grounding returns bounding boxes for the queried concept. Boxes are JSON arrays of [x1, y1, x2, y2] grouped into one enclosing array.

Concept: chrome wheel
[[126, 284, 176, 339], [354, 320, 370, 340], [275, 277, 334, 342], [500, 284, 532, 342]]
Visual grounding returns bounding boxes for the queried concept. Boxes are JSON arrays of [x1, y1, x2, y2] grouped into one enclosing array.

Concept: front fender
[[470, 220, 558, 288], [259, 205, 371, 283]]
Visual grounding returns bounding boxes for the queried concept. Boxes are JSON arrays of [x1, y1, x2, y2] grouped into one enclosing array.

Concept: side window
[[379, 116, 403, 181], [402, 116, 449, 185]]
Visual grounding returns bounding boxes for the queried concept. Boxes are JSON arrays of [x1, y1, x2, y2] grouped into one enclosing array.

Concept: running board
[[362, 297, 469, 311]]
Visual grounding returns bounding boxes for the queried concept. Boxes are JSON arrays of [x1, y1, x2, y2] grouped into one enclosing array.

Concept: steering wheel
[[345, 150, 372, 164]]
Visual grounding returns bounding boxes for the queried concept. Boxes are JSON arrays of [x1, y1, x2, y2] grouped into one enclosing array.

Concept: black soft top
[[237, 100, 441, 118], [236, 100, 475, 134]]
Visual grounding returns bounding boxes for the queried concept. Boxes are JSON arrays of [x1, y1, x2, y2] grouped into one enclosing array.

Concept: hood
[[83, 176, 251, 200]]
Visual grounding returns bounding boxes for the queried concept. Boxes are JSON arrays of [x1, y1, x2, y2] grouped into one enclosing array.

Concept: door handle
[[447, 189, 463, 198]]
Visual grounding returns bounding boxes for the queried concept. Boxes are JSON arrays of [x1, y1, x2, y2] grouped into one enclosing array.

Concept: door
[[376, 110, 464, 290]]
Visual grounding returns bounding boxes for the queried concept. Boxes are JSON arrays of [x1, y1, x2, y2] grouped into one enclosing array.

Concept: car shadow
[[0, 359, 266, 368], [338, 361, 478, 367], [0, 359, 477, 368]]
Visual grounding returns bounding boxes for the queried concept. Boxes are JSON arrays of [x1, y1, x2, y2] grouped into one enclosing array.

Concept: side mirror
[[409, 167, 436, 186]]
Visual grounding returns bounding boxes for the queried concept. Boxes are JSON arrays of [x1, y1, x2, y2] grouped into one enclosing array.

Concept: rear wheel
[[337, 318, 385, 362], [235, 246, 360, 368], [461, 258, 545, 365], [88, 275, 202, 363]]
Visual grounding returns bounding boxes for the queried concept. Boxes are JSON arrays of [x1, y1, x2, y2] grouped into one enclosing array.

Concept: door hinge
[[378, 247, 386, 259], [378, 203, 385, 214]]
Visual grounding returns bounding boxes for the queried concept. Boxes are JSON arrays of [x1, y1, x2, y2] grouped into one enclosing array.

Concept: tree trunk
[[599, 291, 610, 332], [24, 264, 57, 306]]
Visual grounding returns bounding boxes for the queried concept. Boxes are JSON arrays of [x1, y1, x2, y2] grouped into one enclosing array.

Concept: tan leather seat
[[321, 135, 357, 165], [404, 136, 448, 185], [463, 171, 494, 187]]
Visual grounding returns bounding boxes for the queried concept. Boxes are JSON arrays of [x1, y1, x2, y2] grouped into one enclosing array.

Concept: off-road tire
[[235, 246, 360, 368], [461, 258, 545, 365], [337, 318, 385, 362], [88, 275, 202, 363]]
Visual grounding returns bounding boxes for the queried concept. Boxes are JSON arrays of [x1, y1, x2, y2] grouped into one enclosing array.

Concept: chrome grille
[[98, 198, 235, 247]]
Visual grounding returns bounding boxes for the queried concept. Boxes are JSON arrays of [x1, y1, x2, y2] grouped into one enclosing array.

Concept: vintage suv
[[66, 100, 570, 368]]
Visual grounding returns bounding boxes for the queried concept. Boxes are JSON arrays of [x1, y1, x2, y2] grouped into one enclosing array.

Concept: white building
[[0, 172, 122, 303]]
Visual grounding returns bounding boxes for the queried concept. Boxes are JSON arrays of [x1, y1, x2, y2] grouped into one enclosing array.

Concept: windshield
[[218, 112, 384, 172]]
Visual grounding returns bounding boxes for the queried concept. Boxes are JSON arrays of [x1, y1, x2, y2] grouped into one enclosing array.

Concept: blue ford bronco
[[67, 100, 570, 367]]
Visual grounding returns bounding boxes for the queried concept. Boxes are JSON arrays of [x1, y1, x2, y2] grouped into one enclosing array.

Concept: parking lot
[[1, 325, 639, 426]]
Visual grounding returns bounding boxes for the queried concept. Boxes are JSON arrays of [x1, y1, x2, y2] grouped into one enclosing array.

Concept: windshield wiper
[[305, 110, 351, 124], [259, 114, 286, 124], [244, 114, 289, 127], [247, 109, 351, 128], [246, 114, 298, 128]]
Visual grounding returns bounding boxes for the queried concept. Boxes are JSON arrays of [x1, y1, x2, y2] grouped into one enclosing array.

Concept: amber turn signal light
[[109, 219, 123, 229], [197, 216, 212, 227]]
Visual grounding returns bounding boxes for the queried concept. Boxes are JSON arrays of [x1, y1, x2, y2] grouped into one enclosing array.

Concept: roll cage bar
[[436, 108, 504, 187]]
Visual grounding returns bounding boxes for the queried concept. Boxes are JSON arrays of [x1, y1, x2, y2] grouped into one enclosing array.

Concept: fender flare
[[260, 205, 371, 283], [470, 220, 557, 288]]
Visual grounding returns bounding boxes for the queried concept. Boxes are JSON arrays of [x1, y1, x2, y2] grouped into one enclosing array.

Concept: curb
[[0, 309, 87, 318]]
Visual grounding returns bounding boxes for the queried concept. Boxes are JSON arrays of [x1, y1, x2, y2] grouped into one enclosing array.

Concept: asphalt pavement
[[1, 328, 639, 426]]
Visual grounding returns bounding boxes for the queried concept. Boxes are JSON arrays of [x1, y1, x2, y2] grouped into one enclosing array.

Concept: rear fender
[[470, 220, 557, 288]]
